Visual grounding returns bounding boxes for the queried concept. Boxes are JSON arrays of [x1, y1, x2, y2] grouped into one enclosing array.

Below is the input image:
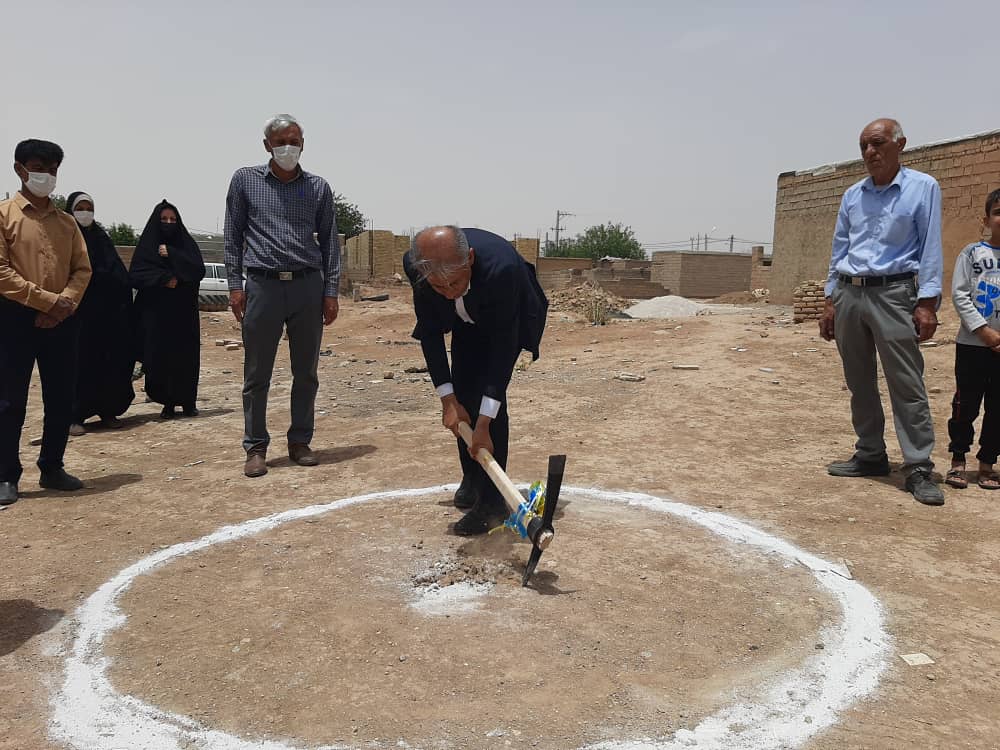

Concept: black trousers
[[0, 300, 80, 484], [451, 326, 518, 513], [947, 342, 1000, 464]]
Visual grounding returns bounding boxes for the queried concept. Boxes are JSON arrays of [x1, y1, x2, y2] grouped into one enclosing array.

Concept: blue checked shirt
[[825, 166, 943, 299], [224, 164, 341, 297]]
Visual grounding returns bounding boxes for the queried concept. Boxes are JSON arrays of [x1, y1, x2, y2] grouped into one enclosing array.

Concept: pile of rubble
[[546, 282, 630, 320]]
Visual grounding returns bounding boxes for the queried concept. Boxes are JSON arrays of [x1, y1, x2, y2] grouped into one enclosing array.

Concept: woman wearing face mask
[[129, 200, 205, 419], [65, 192, 135, 435]]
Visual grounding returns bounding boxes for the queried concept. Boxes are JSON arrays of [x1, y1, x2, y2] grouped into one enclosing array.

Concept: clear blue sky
[[4, 1, 997, 253]]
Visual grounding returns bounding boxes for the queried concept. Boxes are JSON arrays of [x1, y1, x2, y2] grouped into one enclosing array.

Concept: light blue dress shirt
[[825, 166, 943, 299]]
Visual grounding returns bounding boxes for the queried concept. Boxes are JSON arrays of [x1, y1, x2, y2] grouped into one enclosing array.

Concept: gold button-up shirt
[[0, 192, 92, 312]]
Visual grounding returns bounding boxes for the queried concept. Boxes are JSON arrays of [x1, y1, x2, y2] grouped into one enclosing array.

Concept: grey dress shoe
[[905, 470, 944, 506], [0, 482, 18, 506], [828, 455, 891, 477]]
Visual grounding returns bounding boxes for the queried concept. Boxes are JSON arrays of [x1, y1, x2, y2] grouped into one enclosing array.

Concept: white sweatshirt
[[952, 241, 1000, 346]]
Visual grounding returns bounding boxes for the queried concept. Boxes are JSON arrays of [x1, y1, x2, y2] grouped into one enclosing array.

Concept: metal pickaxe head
[[522, 454, 566, 587]]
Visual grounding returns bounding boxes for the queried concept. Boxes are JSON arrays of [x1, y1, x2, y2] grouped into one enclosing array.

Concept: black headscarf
[[64, 191, 129, 284], [129, 199, 205, 288]]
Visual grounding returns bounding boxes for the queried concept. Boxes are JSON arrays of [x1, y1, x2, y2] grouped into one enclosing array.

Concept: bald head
[[413, 226, 469, 266], [409, 225, 474, 299], [859, 118, 906, 186]]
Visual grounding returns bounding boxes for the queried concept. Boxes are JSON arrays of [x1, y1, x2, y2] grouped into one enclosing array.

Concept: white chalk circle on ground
[[49, 485, 890, 750]]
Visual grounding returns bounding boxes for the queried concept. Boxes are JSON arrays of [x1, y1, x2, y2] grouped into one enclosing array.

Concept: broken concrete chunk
[[614, 372, 646, 382]]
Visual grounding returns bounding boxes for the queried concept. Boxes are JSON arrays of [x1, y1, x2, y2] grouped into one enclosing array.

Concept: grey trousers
[[833, 278, 934, 474], [241, 271, 324, 453]]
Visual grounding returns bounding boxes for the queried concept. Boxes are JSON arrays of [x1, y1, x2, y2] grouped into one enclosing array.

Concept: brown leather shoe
[[244, 449, 268, 478], [288, 443, 319, 466]]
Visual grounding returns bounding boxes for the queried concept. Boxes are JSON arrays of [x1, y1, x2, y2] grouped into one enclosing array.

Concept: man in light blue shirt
[[819, 118, 945, 506]]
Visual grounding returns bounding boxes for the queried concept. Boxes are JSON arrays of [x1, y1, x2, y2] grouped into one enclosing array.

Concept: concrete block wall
[[537, 268, 585, 290], [771, 129, 1000, 304], [651, 251, 752, 298]]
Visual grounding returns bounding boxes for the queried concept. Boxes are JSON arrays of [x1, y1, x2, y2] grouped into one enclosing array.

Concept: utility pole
[[552, 210, 575, 252], [730, 234, 734, 252], [704, 232, 708, 252]]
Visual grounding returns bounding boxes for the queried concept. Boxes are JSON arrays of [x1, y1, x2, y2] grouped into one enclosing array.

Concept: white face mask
[[73, 210, 95, 227], [25, 171, 57, 198], [270, 145, 301, 171]]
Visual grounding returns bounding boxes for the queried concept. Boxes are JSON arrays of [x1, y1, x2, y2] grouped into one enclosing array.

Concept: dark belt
[[838, 272, 914, 287], [247, 267, 318, 281]]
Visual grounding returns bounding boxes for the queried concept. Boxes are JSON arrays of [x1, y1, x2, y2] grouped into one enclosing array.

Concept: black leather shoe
[[0, 482, 18, 506], [906, 470, 944, 506], [39, 469, 84, 492], [827, 456, 890, 477], [453, 501, 508, 536], [453, 476, 479, 510], [161, 406, 176, 420]]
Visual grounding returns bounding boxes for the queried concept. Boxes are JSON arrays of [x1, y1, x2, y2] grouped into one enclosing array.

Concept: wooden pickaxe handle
[[456, 421, 555, 551], [456, 422, 524, 512]]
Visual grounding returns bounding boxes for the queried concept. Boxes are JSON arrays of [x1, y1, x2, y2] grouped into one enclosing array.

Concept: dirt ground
[[1, 291, 998, 749]]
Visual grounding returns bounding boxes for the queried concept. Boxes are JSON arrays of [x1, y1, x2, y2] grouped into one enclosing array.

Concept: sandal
[[945, 468, 968, 489], [977, 470, 1000, 490]]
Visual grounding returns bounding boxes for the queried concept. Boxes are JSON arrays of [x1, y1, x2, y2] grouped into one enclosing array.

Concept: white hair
[[891, 121, 905, 142], [263, 114, 303, 139]]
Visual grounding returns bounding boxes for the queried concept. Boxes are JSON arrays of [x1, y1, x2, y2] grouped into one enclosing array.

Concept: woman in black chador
[[129, 200, 205, 419], [65, 191, 135, 434]]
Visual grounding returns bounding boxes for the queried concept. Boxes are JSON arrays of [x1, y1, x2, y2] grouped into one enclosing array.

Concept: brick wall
[[513, 237, 540, 265], [651, 251, 752, 298], [344, 230, 410, 282], [116, 246, 135, 268], [750, 246, 771, 291], [770, 128, 1000, 304], [536, 257, 594, 274]]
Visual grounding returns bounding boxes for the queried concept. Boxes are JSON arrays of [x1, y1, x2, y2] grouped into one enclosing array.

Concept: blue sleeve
[[317, 181, 340, 297], [825, 193, 851, 297], [223, 171, 247, 292], [915, 179, 944, 299]]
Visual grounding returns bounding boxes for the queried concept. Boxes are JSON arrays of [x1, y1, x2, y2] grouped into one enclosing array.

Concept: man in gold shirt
[[0, 139, 92, 506]]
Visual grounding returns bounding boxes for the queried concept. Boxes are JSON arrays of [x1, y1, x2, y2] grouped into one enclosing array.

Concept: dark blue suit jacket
[[403, 228, 548, 404]]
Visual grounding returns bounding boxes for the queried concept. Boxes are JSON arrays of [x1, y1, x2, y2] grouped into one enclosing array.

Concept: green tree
[[333, 192, 366, 238], [542, 237, 581, 258], [107, 222, 138, 246], [571, 222, 645, 260], [51, 194, 67, 211]]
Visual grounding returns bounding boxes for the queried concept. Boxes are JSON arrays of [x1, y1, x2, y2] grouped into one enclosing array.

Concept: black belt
[[838, 272, 914, 287], [247, 267, 318, 281]]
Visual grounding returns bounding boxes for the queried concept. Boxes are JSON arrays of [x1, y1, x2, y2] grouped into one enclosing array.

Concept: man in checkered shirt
[[224, 114, 340, 478]]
